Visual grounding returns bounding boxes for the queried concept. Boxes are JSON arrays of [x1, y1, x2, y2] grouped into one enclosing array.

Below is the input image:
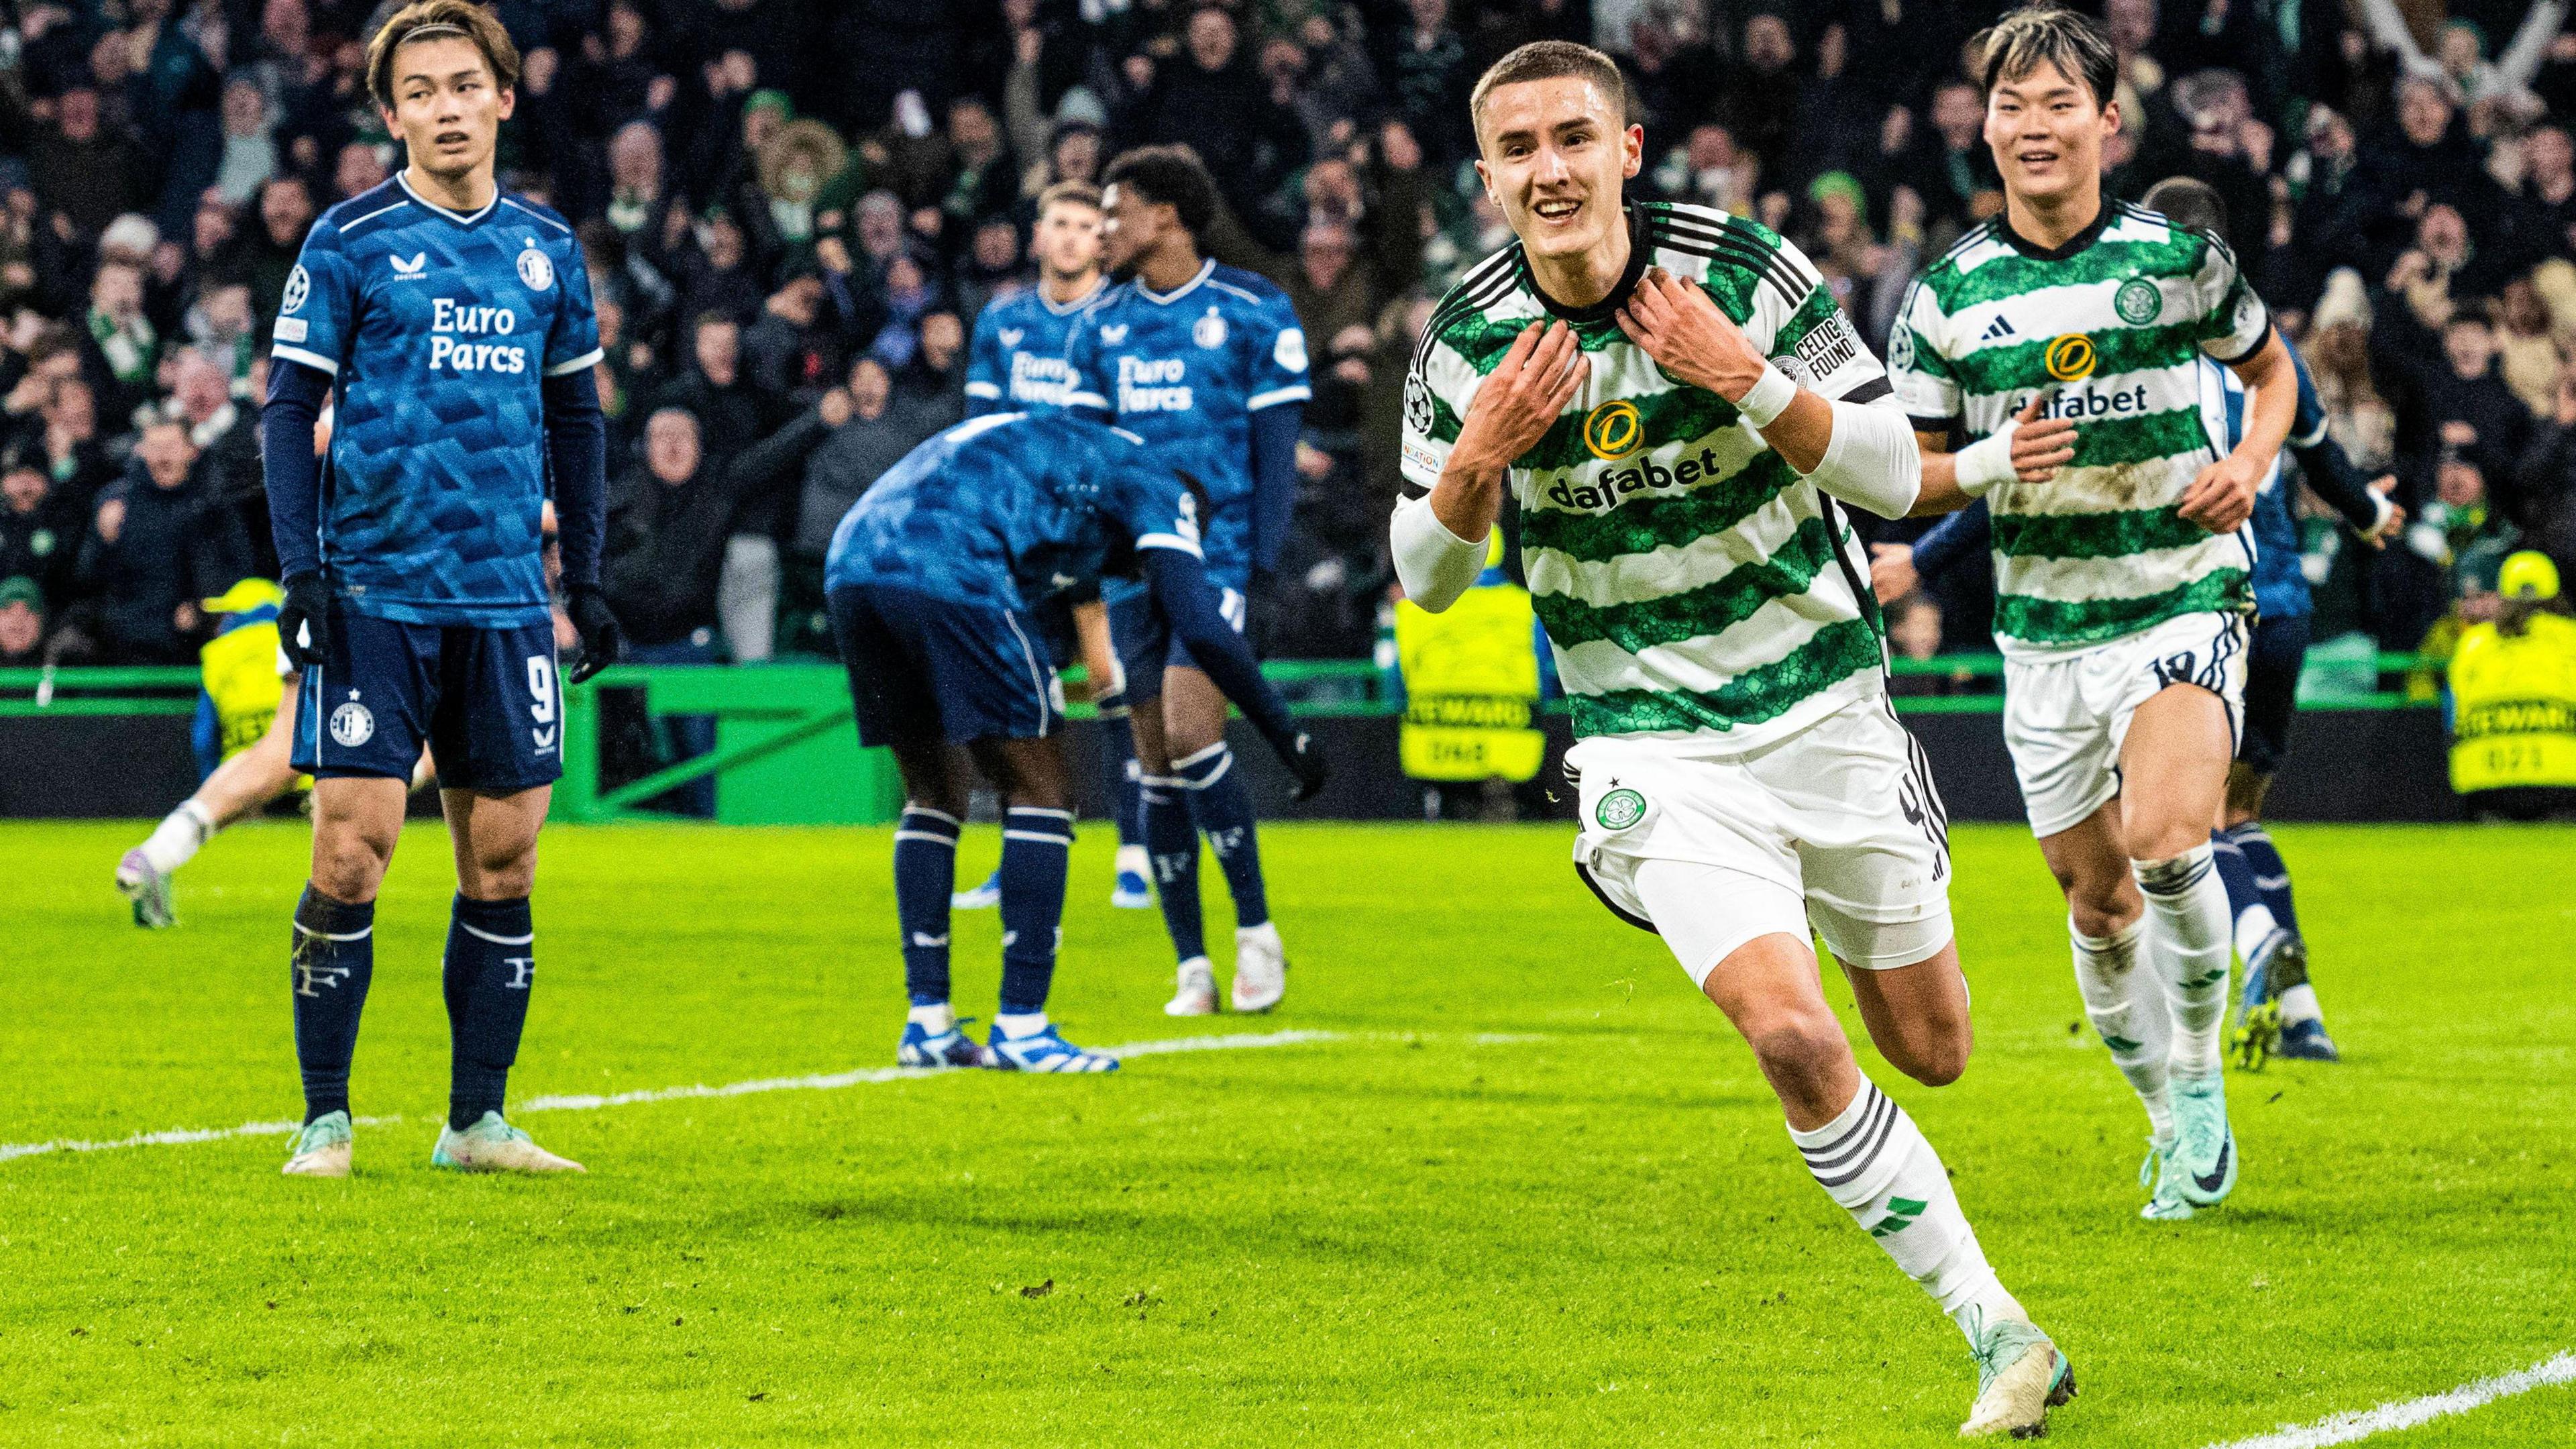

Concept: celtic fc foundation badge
[[1595, 787, 1647, 831], [2114, 278, 2160, 325]]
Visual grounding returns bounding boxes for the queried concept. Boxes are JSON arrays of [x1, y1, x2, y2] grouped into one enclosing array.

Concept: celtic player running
[[1391, 41, 2074, 1438], [1886, 5, 2299, 1221]]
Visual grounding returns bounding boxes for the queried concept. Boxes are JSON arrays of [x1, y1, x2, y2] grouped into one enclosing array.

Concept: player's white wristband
[[1951, 421, 2022, 498], [1736, 362, 1799, 430], [2367, 491, 2398, 537]]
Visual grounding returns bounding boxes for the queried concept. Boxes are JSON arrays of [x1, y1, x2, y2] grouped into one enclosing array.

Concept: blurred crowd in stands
[[1, 0, 2573, 680]]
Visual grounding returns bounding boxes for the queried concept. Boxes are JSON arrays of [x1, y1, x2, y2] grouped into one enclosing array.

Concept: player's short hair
[[1470, 41, 1627, 138], [368, 0, 522, 111], [2141, 176, 2226, 238], [1102, 147, 1216, 239], [1038, 180, 1102, 217], [1972, 5, 2118, 110]]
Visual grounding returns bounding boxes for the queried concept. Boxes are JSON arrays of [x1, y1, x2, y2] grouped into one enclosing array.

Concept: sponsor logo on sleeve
[[1792, 313, 1862, 380], [1274, 327, 1307, 372], [1403, 374, 1436, 434], [282, 265, 310, 313]]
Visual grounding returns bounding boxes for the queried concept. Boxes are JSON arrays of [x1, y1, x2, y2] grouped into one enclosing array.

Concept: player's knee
[[2053, 865, 2135, 938], [310, 833, 392, 902], [1896, 1023, 1972, 1088], [1744, 1013, 1850, 1103]]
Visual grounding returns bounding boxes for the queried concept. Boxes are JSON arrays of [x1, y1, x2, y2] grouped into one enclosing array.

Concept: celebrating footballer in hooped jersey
[[824, 414, 1325, 1073], [951, 181, 1164, 919], [1062, 148, 1311, 1018], [1886, 6, 2308, 1225], [261, 0, 622, 1178], [1391, 39, 2076, 1436]]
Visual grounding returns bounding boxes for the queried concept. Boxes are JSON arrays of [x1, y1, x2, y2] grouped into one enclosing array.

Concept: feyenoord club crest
[[517, 239, 555, 292], [1193, 308, 1226, 348], [329, 700, 374, 747]]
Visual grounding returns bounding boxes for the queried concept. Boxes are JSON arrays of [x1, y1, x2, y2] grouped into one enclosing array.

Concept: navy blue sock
[[2227, 822, 2301, 936], [895, 807, 961, 1005], [444, 895, 536, 1131], [1140, 773, 1206, 961], [2209, 828, 2265, 941], [1106, 725, 1144, 849], [290, 886, 374, 1124], [1175, 742, 1269, 928], [998, 808, 1075, 1014]]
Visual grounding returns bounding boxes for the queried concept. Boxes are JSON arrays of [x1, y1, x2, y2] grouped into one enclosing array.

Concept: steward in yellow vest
[[2448, 551, 2576, 819], [1393, 531, 1545, 785]]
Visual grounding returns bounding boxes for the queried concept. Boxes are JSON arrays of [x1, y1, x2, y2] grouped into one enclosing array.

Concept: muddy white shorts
[[2002, 609, 2249, 839], [1568, 698, 1955, 983]]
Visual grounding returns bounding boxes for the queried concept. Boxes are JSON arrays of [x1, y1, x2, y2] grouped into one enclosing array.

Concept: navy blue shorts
[[2237, 613, 2311, 776], [828, 582, 1063, 747], [1107, 573, 1246, 703], [291, 604, 564, 791]]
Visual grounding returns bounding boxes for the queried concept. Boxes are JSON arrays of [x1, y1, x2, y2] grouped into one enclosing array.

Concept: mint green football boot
[[282, 1111, 353, 1177], [431, 1112, 584, 1173]]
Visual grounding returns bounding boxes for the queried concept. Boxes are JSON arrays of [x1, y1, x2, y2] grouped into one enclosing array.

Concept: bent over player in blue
[[825, 413, 1326, 1073], [1065, 146, 1311, 1017], [260, 1, 623, 1177]]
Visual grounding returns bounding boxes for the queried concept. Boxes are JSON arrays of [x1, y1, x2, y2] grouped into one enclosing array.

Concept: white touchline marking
[[2202, 1352, 2576, 1449], [0, 1030, 1356, 1165]]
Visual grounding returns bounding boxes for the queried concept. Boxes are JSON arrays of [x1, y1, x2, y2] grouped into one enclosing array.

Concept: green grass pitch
[[3, 818, 2572, 1447]]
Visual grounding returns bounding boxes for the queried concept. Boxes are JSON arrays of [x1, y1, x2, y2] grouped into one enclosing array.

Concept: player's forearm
[[2288, 431, 2387, 534], [1390, 490, 1487, 612], [1909, 437, 1976, 517], [1772, 393, 1923, 519], [2229, 333, 2298, 465], [260, 360, 332, 581], [1248, 402, 1301, 574], [543, 369, 609, 590]]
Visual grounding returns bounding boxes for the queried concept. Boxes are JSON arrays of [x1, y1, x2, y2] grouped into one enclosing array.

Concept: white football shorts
[[2002, 608, 2250, 839], [1568, 697, 1955, 983]]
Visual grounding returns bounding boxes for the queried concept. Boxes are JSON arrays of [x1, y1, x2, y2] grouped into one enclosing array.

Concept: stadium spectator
[[1, 462, 76, 608], [74, 418, 244, 664], [0, 573, 44, 665]]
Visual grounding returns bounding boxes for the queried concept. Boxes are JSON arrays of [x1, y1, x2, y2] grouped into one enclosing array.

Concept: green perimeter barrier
[[3, 647, 2447, 825]]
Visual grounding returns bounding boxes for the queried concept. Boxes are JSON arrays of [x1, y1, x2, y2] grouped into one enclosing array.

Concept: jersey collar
[[1520, 204, 1652, 324], [1134, 258, 1214, 305], [396, 172, 499, 228], [1040, 274, 1106, 316], [1992, 197, 2112, 262]]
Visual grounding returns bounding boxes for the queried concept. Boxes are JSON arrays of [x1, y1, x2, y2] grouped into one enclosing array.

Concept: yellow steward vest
[[2447, 613, 2576, 792], [1394, 551, 1545, 783], [201, 619, 286, 761]]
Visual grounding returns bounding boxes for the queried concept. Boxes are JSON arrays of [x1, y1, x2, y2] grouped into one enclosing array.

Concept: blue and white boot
[[986, 1020, 1120, 1073], [951, 869, 1002, 910], [1111, 844, 1154, 910], [2276, 1018, 2341, 1062], [2168, 1072, 2239, 1208], [898, 1018, 989, 1069]]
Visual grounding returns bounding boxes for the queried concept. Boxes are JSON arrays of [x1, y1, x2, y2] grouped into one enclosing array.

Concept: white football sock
[[2135, 845, 2233, 1078], [1116, 843, 1150, 876], [2278, 983, 2322, 1027], [994, 1011, 1050, 1040], [1789, 1078, 2027, 1342], [2231, 901, 2279, 967], [138, 800, 215, 874], [2070, 915, 2171, 1140], [906, 1002, 955, 1033]]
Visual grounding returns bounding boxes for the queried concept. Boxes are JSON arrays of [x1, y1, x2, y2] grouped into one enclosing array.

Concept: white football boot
[[1960, 1314, 2076, 1438], [1163, 956, 1219, 1016], [431, 1112, 585, 1173], [281, 1111, 353, 1177], [1230, 922, 1287, 1013]]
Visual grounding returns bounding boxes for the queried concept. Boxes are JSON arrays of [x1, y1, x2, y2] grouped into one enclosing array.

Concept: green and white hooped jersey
[[1399, 203, 1890, 750], [1887, 202, 2269, 657]]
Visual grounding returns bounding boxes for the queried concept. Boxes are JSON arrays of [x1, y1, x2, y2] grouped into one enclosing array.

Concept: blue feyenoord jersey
[[271, 175, 602, 627], [826, 413, 1204, 608], [1063, 260, 1307, 582], [2200, 347, 2328, 622], [963, 278, 1105, 416]]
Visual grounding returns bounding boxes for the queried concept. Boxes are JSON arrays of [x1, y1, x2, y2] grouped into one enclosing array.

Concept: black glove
[[1279, 729, 1327, 802], [276, 572, 330, 669], [563, 584, 624, 684]]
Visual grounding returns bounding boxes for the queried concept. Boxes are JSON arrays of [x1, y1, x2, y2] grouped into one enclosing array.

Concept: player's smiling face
[[1984, 59, 2115, 211], [383, 35, 515, 184], [1474, 76, 1642, 266]]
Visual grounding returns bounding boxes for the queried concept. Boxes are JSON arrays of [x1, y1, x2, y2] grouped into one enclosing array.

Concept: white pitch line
[[0, 1030, 1350, 1166], [2203, 1352, 2576, 1449]]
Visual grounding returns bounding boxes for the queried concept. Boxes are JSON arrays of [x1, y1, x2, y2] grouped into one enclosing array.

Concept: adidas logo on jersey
[[1980, 315, 2015, 340]]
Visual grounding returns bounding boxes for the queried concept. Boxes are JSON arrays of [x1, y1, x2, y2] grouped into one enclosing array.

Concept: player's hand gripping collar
[[276, 572, 331, 669], [564, 585, 624, 685], [1281, 731, 1327, 803]]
